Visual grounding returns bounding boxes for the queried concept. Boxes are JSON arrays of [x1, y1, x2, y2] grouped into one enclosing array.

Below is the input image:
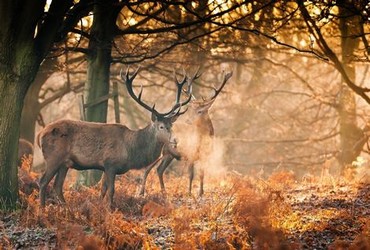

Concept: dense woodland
[[0, 0, 370, 249]]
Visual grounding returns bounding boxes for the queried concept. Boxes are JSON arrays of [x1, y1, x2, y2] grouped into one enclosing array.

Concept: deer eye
[[159, 124, 165, 130], [197, 110, 203, 114]]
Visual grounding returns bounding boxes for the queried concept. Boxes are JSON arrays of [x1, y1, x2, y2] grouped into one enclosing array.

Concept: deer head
[[186, 71, 233, 127]]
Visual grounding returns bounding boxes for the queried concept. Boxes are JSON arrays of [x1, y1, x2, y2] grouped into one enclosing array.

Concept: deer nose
[[169, 133, 174, 141], [169, 137, 178, 147]]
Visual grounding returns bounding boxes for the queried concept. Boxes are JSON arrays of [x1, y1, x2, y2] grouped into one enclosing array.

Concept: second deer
[[140, 71, 233, 196]]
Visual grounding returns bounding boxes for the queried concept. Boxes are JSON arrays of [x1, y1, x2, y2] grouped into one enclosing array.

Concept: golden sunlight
[[45, 0, 52, 11]]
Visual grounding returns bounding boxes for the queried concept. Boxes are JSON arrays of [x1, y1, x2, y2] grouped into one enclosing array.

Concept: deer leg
[[53, 166, 68, 203], [139, 160, 158, 196], [198, 167, 204, 197], [157, 155, 175, 193], [100, 173, 108, 199], [105, 170, 116, 208], [188, 162, 195, 195], [39, 161, 62, 207]]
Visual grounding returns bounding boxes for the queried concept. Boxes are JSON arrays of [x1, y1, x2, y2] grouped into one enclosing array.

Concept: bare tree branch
[[298, 1, 370, 104]]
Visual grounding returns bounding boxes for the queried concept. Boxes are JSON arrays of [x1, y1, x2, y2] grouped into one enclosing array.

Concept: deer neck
[[138, 124, 165, 154], [195, 117, 214, 137]]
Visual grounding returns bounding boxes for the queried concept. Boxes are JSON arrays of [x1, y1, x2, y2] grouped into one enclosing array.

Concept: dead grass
[[1, 163, 369, 249]]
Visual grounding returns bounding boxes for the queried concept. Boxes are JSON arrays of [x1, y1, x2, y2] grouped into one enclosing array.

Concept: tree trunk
[[0, 0, 73, 210], [0, 2, 37, 209], [0, 83, 28, 210], [79, 0, 119, 186], [20, 84, 42, 143], [20, 58, 59, 143], [337, 5, 363, 167]]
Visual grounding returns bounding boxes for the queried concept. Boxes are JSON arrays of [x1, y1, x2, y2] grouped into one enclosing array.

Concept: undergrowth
[[0, 160, 369, 249]]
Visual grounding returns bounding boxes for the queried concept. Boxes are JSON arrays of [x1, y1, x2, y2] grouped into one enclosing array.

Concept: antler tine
[[173, 68, 187, 86], [121, 67, 158, 115], [186, 67, 201, 98], [161, 69, 195, 118], [209, 71, 233, 101], [192, 66, 202, 81], [176, 69, 194, 107], [173, 105, 188, 117], [173, 68, 188, 104], [120, 67, 140, 85]]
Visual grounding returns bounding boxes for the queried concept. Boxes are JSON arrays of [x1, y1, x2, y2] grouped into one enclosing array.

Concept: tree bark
[[0, 84, 27, 209], [0, 0, 40, 208], [20, 83, 43, 144], [337, 5, 363, 166]]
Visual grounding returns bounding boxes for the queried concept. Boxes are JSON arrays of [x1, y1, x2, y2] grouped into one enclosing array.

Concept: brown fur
[[39, 68, 193, 207]]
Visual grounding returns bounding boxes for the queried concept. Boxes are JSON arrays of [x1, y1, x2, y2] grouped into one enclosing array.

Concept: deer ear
[[170, 114, 179, 123]]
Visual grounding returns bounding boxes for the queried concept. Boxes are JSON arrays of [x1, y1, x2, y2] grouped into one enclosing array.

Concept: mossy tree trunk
[[0, 84, 28, 209]]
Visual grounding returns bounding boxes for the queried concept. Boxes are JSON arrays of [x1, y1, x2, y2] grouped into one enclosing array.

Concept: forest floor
[[0, 163, 369, 249]]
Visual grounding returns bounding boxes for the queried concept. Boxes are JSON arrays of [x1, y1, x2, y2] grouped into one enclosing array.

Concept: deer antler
[[173, 68, 187, 104], [121, 67, 193, 119], [166, 68, 198, 116], [187, 67, 202, 98], [190, 70, 232, 105], [209, 71, 233, 102], [120, 67, 160, 116], [179, 67, 202, 101]]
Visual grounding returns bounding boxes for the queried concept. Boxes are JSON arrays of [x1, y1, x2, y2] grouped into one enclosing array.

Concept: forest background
[[0, 0, 369, 212]]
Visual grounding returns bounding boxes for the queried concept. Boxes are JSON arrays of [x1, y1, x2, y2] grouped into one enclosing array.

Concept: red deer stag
[[37, 68, 192, 207], [140, 71, 233, 196]]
